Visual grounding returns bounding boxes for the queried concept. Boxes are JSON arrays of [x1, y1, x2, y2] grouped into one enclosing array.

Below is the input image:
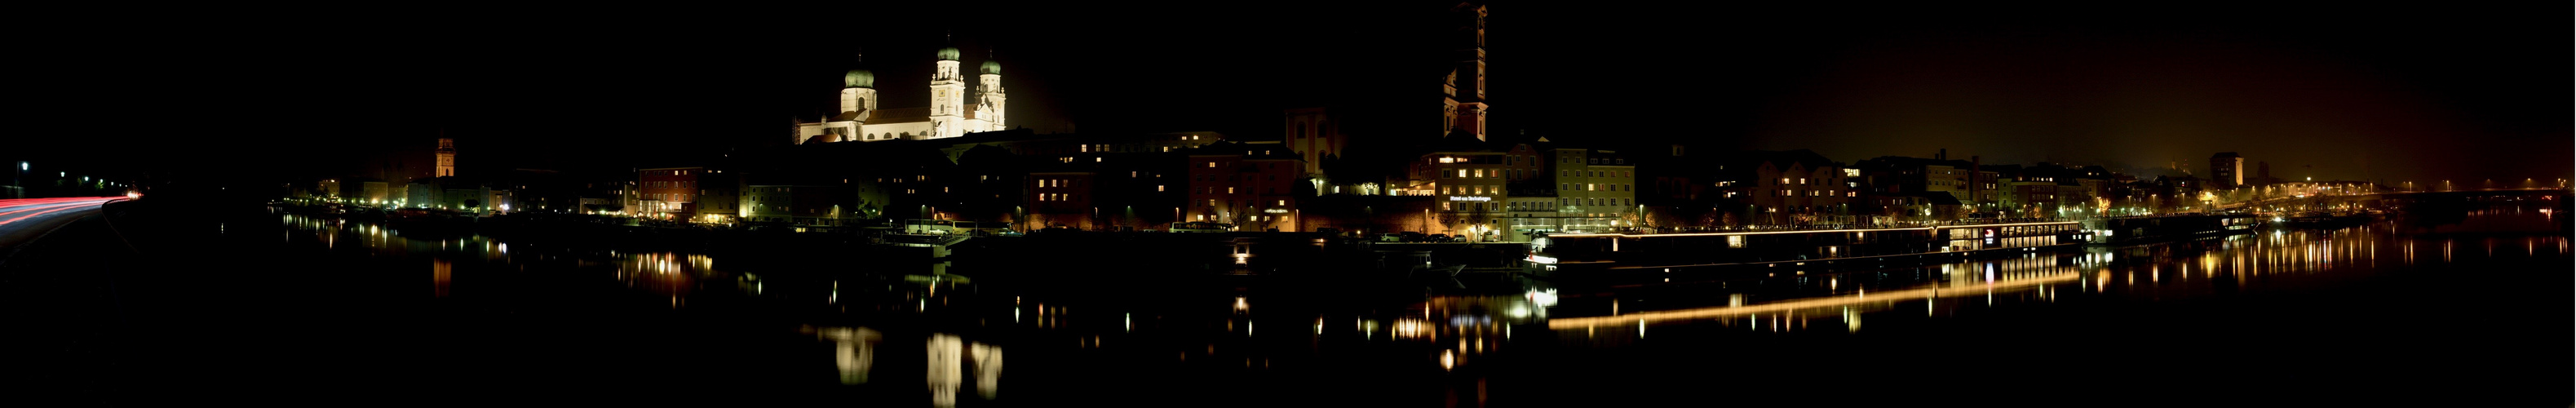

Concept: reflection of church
[[794, 46, 1007, 144]]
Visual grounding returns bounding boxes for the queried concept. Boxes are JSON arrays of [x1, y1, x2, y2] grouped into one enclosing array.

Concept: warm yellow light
[[1548, 271, 2080, 329]]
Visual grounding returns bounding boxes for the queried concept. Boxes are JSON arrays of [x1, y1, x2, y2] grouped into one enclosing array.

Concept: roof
[[1733, 149, 1839, 172], [1857, 156, 1975, 170], [1427, 130, 1523, 153], [830, 108, 870, 122], [870, 107, 930, 123], [1180, 140, 1304, 160]]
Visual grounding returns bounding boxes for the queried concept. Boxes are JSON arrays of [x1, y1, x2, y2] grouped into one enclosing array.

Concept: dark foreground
[[2, 191, 2568, 406]]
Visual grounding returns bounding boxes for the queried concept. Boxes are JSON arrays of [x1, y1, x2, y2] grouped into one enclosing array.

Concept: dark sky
[[15, 2, 2568, 188]]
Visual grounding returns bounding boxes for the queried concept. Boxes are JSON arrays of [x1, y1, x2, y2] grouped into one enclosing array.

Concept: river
[[259, 206, 2569, 406]]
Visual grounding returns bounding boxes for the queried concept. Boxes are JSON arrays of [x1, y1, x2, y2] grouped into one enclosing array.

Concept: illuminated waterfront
[[232, 203, 2572, 406]]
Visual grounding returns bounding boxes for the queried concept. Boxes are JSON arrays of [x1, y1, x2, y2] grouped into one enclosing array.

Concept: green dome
[[843, 69, 874, 88], [936, 47, 961, 61], [980, 60, 1000, 75]]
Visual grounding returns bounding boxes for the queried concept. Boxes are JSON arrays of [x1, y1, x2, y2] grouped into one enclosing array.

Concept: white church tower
[[977, 55, 1006, 132], [927, 46, 965, 140], [834, 53, 877, 142]]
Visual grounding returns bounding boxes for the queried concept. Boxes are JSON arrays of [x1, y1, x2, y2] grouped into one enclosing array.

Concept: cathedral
[[794, 46, 1007, 144]]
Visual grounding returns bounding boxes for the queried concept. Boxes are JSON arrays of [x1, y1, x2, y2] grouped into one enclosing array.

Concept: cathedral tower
[[844, 52, 886, 142], [434, 138, 456, 177], [977, 54, 1006, 131], [928, 45, 966, 140], [839, 53, 878, 131]]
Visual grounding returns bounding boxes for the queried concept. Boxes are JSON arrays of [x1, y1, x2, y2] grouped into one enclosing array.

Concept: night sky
[[15, 2, 2567, 188]]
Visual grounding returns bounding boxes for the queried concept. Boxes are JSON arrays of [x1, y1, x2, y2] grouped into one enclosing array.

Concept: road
[[0, 197, 123, 257]]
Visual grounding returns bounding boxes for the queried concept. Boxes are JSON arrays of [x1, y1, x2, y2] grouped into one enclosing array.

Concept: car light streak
[[0, 201, 113, 227], [0, 202, 93, 220]]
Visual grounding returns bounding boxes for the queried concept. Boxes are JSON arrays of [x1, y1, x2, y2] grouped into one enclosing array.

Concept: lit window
[[1157, 185, 1166, 192]]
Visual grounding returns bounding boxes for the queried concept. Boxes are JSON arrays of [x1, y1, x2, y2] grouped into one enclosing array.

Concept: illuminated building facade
[[1545, 148, 1635, 233], [694, 171, 741, 224], [794, 47, 1008, 144], [2000, 173, 2063, 218], [994, 135, 1198, 232], [1027, 171, 1097, 229], [638, 166, 707, 220], [1186, 143, 1305, 232], [938, 131, 1223, 161], [1712, 149, 1852, 225], [1402, 133, 1538, 238], [1400, 135, 1637, 239], [1850, 153, 1976, 218], [1282, 108, 1346, 178], [2210, 152, 2245, 189], [405, 179, 439, 209]]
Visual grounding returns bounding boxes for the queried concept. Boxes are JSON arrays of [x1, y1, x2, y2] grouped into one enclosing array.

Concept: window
[[1157, 185, 1166, 192], [1207, 162, 1217, 168]]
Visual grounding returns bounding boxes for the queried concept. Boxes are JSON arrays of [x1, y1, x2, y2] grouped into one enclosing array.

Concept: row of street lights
[[13, 161, 125, 196]]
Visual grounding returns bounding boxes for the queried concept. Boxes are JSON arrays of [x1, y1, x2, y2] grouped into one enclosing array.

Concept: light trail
[[0, 198, 117, 227], [1545, 221, 2079, 238], [1547, 271, 2082, 329], [0, 201, 108, 219], [0, 197, 122, 207]]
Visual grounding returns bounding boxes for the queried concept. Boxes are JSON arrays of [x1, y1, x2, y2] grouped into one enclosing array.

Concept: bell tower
[[929, 40, 966, 139], [839, 51, 878, 141], [977, 50, 1006, 132], [1446, 3, 1488, 141], [434, 138, 456, 177]]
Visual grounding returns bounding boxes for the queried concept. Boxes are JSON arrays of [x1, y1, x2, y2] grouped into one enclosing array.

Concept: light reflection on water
[[275, 210, 2568, 404]]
